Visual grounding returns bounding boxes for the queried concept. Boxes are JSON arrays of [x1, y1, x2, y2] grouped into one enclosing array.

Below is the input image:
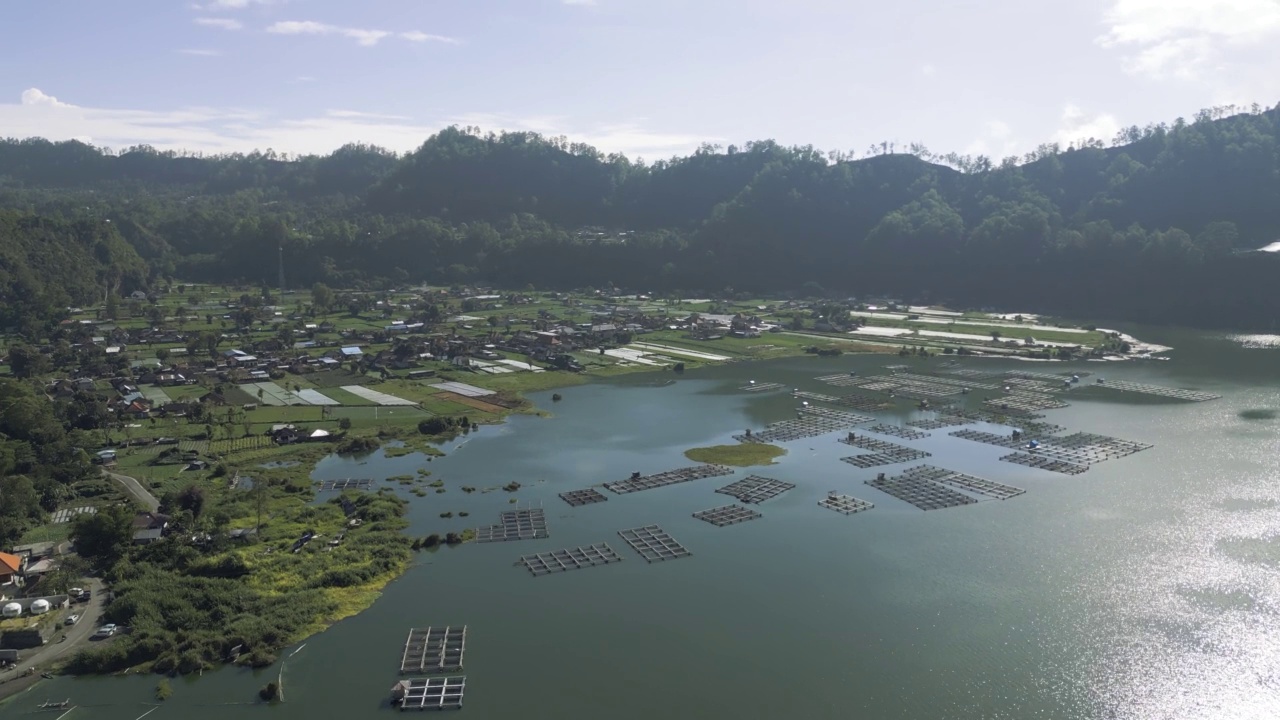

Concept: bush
[[259, 682, 279, 702], [156, 679, 172, 700]]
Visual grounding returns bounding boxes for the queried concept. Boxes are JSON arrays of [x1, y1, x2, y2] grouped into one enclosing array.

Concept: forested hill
[[3, 104, 1280, 330]]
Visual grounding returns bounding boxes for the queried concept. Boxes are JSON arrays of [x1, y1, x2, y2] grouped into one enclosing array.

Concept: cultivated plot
[[341, 385, 417, 406], [430, 381, 496, 398], [296, 388, 340, 406]]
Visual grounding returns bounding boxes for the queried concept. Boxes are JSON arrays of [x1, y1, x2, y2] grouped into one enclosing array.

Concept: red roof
[[0, 552, 21, 574]]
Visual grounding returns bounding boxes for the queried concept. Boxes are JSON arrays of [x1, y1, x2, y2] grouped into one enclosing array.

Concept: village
[[0, 282, 1142, 688]]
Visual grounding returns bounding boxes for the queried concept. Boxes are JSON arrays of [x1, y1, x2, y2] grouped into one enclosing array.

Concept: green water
[[12, 326, 1280, 719]]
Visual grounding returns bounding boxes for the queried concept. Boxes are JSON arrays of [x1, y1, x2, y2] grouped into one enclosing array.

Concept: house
[[340, 346, 364, 358], [0, 552, 22, 586], [133, 512, 170, 535], [132, 528, 164, 545], [129, 290, 149, 300], [271, 424, 300, 444]]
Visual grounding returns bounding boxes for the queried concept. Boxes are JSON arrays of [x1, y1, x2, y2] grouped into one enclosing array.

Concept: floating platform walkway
[[394, 677, 466, 711], [840, 449, 931, 468], [317, 478, 374, 491], [1093, 379, 1220, 402], [517, 543, 623, 576], [865, 424, 930, 441], [617, 525, 691, 562], [955, 429, 1151, 468], [693, 504, 762, 527], [604, 464, 734, 494], [818, 492, 875, 515], [475, 508, 548, 543], [558, 488, 608, 507], [716, 475, 796, 504], [841, 432, 925, 452], [399, 626, 466, 674]]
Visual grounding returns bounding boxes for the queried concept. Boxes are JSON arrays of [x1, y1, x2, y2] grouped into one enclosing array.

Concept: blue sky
[[2, 0, 1278, 161]]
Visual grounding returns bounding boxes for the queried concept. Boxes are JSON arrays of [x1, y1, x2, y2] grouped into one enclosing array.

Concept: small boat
[[37, 699, 70, 710]]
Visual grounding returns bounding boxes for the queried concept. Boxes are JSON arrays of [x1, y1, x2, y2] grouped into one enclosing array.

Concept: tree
[[155, 348, 170, 365], [311, 282, 335, 313], [7, 343, 51, 378], [70, 504, 135, 564]]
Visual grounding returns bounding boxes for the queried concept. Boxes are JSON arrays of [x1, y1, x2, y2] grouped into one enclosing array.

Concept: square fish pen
[[818, 492, 875, 515], [558, 488, 608, 507], [604, 464, 735, 494], [740, 381, 786, 392], [395, 677, 466, 711], [518, 543, 623, 576], [693, 504, 762, 527], [400, 626, 466, 674], [793, 390, 892, 412], [618, 525, 691, 562], [1089, 379, 1219, 402], [716, 475, 796, 504], [865, 424, 930, 441], [1000, 452, 1089, 475], [475, 508, 549, 543], [907, 416, 974, 430], [897, 465, 1025, 500], [840, 449, 931, 468], [317, 478, 373, 491], [866, 473, 978, 511]]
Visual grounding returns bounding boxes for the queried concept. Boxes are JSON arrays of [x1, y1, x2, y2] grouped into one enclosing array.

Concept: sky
[[2, 0, 1279, 162]]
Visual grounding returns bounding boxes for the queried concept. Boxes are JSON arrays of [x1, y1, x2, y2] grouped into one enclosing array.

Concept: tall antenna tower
[[278, 243, 286, 292]]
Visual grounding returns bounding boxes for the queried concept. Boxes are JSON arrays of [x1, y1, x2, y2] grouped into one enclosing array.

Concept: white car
[[93, 624, 117, 638], [64, 614, 79, 626]]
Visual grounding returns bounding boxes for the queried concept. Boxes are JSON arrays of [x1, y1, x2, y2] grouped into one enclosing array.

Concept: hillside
[[2, 104, 1280, 329]]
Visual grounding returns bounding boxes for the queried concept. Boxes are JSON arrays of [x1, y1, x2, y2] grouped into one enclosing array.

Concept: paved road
[[103, 469, 160, 512], [0, 579, 105, 702]]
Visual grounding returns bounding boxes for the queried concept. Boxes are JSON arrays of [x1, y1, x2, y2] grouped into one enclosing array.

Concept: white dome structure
[[29, 599, 50, 615], [1, 602, 20, 618]]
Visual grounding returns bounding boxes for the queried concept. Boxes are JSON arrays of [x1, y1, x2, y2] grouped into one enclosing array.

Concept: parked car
[[92, 624, 116, 639], [76, 590, 91, 603], [64, 614, 79, 626]]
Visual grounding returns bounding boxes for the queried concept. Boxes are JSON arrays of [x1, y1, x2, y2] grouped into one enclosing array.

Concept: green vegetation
[[67, 486, 414, 675], [684, 443, 787, 467], [3, 107, 1280, 329]]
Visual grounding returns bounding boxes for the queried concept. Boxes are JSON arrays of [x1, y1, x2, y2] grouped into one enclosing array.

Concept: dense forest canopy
[[3, 103, 1280, 330]]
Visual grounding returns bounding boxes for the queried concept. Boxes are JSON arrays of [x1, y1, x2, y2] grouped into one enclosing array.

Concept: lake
[[16, 325, 1280, 719]]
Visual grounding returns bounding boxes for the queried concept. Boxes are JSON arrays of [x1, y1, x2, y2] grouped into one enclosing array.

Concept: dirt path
[[0, 579, 105, 704], [103, 469, 160, 512]]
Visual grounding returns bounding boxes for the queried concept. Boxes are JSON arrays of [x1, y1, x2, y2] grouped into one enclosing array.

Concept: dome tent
[[29, 598, 50, 614], [1, 602, 20, 618]]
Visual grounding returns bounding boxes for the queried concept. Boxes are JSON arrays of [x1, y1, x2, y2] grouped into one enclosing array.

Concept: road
[[103, 468, 160, 512], [0, 579, 105, 703]]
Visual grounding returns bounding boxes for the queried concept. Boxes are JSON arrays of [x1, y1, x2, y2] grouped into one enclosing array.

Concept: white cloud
[[401, 31, 459, 44], [21, 88, 70, 108], [1051, 104, 1121, 147], [179, 49, 223, 56], [962, 119, 1021, 160], [201, 0, 273, 8], [0, 89, 714, 160], [563, 0, 598, 5], [194, 17, 242, 30], [920, 63, 936, 77], [266, 20, 454, 47], [1099, 0, 1280, 80]]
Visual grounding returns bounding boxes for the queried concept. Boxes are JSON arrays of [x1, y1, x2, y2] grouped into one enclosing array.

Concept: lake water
[[14, 326, 1280, 719]]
